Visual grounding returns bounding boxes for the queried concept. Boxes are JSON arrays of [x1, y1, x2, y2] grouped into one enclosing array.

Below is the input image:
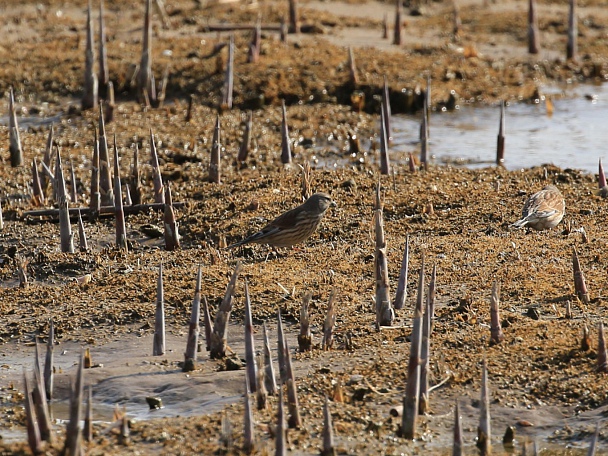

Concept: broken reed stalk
[[90, 126, 101, 217], [374, 184, 394, 327], [98, 105, 114, 206], [83, 0, 99, 111], [418, 293, 432, 415], [23, 371, 42, 455], [321, 396, 336, 456], [393, 0, 402, 45], [572, 248, 590, 305], [130, 145, 142, 205], [599, 158, 607, 191], [383, 76, 392, 140], [477, 359, 492, 456], [84, 385, 93, 442], [453, 0, 461, 36], [203, 295, 212, 352], [256, 353, 268, 410], [157, 66, 169, 108], [183, 265, 202, 372], [113, 136, 128, 251], [56, 148, 75, 253], [32, 158, 45, 205], [489, 280, 505, 345], [428, 264, 437, 323], [64, 352, 85, 456], [243, 377, 255, 454], [78, 210, 88, 252], [42, 125, 53, 190], [288, 0, 300, 33], [263, 321, 278, 395], [348, 47, 358, 86], [209, 116, 222, 183], [382, 13, 388, 39], [280, 16, 288, 42], [426, 76, 431, 138], [379, 108, 391, 175], [210, 262, 242, 359], [33, 343, 53, 443], [70, 160, 78, 204], [99, 0, 109, 88], [497, 101, 505, 166], [401, 252, 425, 440], [277, 309, 287, 382], [394, 234, 410, 309], [247, 19, 261, 63], [453, 400, 463, 456], [276, 389, 287, 456], [280, 100, 292, 165], [9, 87, 24, 167], [238, 111, 253, 164], [139, 0, 155, 105], [149, 129, 165, 203], [528, 0, 540, 54], [104, 81, 115, 123], [153, 263, 166, 356], [420, 98, 429, 170], [44, 320, 54, 400], [283, 337, 302, 428], [244, 280, 258, 393], [163, 183, 180, 250], [598, 322, 608, 373], [567, 0, 577, 61], [322, 288, 338, 350], [301, 162, 312, 201], [298, 292, 313, 352], [221, 35, 234, 110]]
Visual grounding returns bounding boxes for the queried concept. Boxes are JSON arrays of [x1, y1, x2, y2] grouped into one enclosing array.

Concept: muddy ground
[[0, 0, 608, 454]]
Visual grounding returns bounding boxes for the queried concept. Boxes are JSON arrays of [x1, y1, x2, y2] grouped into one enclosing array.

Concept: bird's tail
[[511, 217, 529, 228]]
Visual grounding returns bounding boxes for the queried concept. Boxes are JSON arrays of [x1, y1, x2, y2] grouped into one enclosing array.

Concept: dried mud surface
[[0, 0, 608, 454]]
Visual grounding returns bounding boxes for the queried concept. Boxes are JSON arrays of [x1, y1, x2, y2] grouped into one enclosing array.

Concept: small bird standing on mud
[[512, 185, 565, 230], [228, 193, 335, 248]]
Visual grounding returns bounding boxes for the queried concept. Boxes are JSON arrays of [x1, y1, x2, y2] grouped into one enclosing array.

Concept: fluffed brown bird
[[229, 193, 335, 248], [512, 185, 565, 230]]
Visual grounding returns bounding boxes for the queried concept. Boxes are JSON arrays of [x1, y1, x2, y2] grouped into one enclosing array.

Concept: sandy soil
[[0, 0, 608, 454]]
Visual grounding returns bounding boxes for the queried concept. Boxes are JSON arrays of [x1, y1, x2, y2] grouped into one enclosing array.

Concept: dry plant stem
[[323, 288, 338, 350], [56, 148, 75, 253], [426, 76, 431, 138], [78, 211, 88, 252], [393, 0, 402, 45], [453, 400, 463, 456], [69, 160, 77, 204], [567, 0, 577, 61], [380, 109, 391, 175], [490, 280, 505, 345], [256, 354, 268, 410], [402, 252, 425, 439], [428, 263, 437, 323], [244, 281, 258, 393], [528, 0, 540, 54], [9, 88, 24, 167], [113, 136, 128, 251], [348, 47, 358, 86], [277, 309, 287, 382], [276, 390, 287, 456], [374, 184, 394, 327], [104, 81, 115, 123], [90, 127, 100, 216], [210, 262, 242, 359], [222, 35, 234, 110], [130, 145, 142, 205], [98, 0, 109, 88], [149, 129, 165, 203], [283, 337, 302, 429], [32, 159, 45, 205], [453, 1, 461, 35], [497, 101, 505, 165], [321, 396, 337, 456], [280, 100, 292, 164], [243, 377, 255, 454], [23, 371, 42, 455], [64, 352, 85, 456], [301, 162, 312, 201], [598, 158, 608, 191], [183, 265, 202, 372], [157, 66, 169, 108], [382, 13, 388, 39], [572, 248, 590, 304], [418, 295, 431, 415], [98, 104, 114, 206], [163, 184, 180, 250], [280, 16, 287, 42], [153, 263, 166, 356], [139, 0, 154, 105], [125, 184, 132, 206], [288, 0, 300, 33], [420, 98, 429, 169], [41, 124, 53, 190], [44, 320, 54, 400], [238, 111, 253, 163], [383, 76, 392, 139], [209, 116, 221, 183], [25, 202, 184, 220], [83, 0, 98, 111], [298, 292, 313, 351], [588, 422, 600, 455], [247, 20, 261, 63], [582, 325, 591, 351], [33, 343, 52, 443], [477, 360, 491, 456], [84, 385, 93, 442], [597, 322, 608, 373], [203, 295, 212, 351], [263, 322, 278, 395]]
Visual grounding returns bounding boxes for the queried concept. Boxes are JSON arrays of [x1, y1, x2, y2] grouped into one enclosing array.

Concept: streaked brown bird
[[512, 184, 565, 230], [228, 193, 335, 248]]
